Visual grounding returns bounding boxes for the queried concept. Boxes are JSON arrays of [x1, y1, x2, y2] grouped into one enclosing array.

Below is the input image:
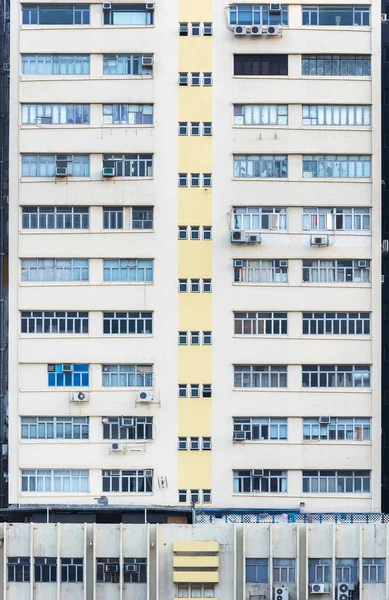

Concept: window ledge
[[302, 440, 371, 445]]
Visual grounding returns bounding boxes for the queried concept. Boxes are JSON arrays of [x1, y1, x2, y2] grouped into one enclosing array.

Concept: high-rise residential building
[[8, 1, 381, 514]]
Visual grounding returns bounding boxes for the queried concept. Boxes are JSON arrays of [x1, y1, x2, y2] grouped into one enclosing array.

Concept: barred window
[[21, 311, 89, 334], [103, 207, 123, 229], [302, 6, 370, 27], [302, 105, 371, 126], [103, 417, 153, 440], [363, 559, 385, 583], [22, 206, 89, 229], [234, 54, 288, 76], [102, 365, 153, 387], [22, 54, 90, 75], [132, 207, 153, 229], [102, 469, 153, 492], [309, 559, 332, 583], [21, 416, 89, 440], [48, 363, 89, 387], [21, 469, 89, 492], [233, 417, 287, 440], [336, 559, 359, 584], [233, 207, 287, 230], [302, 207, 371, 231], [234, 104, 288, 126], [177, 583, 215, 597], [233, 469, 287, 493], [96, 558, 119, 583], [302, 365, 370, 388], [103, 259, 154, 282], [103, 54, 153, 75], [302, 55, 371, 76], [303, 155, 371, 178], [273, 559, 296, 583], [234, 259, 288, 283], [22, 4, 90, 25], [8, 558, 30, 582], [303, 418, 371, 441], [123, 558, 147, 583], [21, 258, 89, 282], [34, 558, 57, 583], [22, 154, 90, 177], [234, 311, 287, 335], [22, 103, 90, 124], [61, 558, 83, 583], [234, 155, 287, 178], [103, 154, 153, 177], [104, 3, 153, 25], [103, 312, 153, 335], [103, 104, 153, 125], [229, 5, 288, 26], [302, 470, 370, 493], [302, 312, 370, 335], [234, 365, 287, 388], [302, 260, 370, 283]]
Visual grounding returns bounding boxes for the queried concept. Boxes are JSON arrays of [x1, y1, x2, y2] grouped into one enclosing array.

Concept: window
[[178, 384, 188, 398], [203, 23, 213, 36], [234, 155, 287, 178], [191, 122, 200, 135], [203, 279, 212, 292], [190, 489, 200, 502], [234, 312, 287, 335], [203, 174, 212, 187], [21, 417, 89, 440], [234, 470, 288, 493], [103, 207, 123, 229], [234, 104, 288, 126], [102, 469, 153, 492], [303, 418, 371, 441], [103, 312, 153, 334], [178, 384, 211, 398], [178, 437, 188, 450], [179, 72, 188, 85], [179, 173, 188, 186], [203, 72, 212, 86], [22, 154, 90, 177], [302, 207, 371, 230], [103, 4, 153, 26], [103, 154, 153, 177], [203, 331, 212, 344], [22, 4, 90, 25], [96, 558, 119, 583], [302, 6, 370, 27], [22, 54, 90, 75], [302, 470, 371, 493], [202, 437, 212, 450], [192, 22, 200, 35], [234, 54, 288, 76], [246, 558, 268, 583], [302, 105, 371, 126], [21, 469, 89, 492], [178, 279, 212, 293], [22, 206, 89, 229], [309, 559, 332, 583], [178, 331, 212, 345], [177, 583, 215, 597], [234, 259, 288, 283], [102, 365, 153, 387], [132, 207, 153, 229], [229, 5, 288, 26], [103, 54, 153, 75], [302, 155, 371, 178], [178, 490, 187, 502], [191, 72, 200, 86], [273, 559, 296, 583], [61, 558, 83, 583], [302, 260, 370, 283], [48, 364, 89, 387], [103, 417, 152, 440], [203, 489, 212, 502], [336, 559, 359, 583], [302, 312, 370, 335], [190, 279, 199, 292], [103, 104, 153, 125], [203, 122, 212, 135], [234, 365, 287, 388], [34, 558, 57, 583], [233, 418, 287, 440], [22, 104, 90, 124], [363, 559, 385, 583], [190, 384, 200, 398], [203, 384, 212, 397], [190, 227, 200, 240], [302, 55, 371, 76], [178, 332, 188, 345], [190, 437, 200, 450], [233, 207, 287, 230], [178, 226, 213, 240], [179, 122, 188, 135], [8, 558, 30, 582], [178, 226, 188, 240], [123, 558, 147, 583], [21, 311, 89, 334], [302, 365, 370, 388], [21, 259, 89, 282], [103, 259, 153, 282]]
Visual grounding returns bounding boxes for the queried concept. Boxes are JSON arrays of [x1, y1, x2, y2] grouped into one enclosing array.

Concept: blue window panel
[[48, 373, 56, 386], [75, 364, 89, 372], [55, 364, 63, 373], [73, 373, 81, 386]]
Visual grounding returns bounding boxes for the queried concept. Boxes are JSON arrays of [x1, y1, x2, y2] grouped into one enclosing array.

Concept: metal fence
[[195, 512, 389, 524]]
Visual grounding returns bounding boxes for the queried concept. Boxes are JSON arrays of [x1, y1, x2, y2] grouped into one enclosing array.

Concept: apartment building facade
[[8, 1, 381, 513]]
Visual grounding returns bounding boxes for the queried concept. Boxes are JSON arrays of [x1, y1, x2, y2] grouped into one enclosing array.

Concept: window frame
[[302, 365, 371, 388]]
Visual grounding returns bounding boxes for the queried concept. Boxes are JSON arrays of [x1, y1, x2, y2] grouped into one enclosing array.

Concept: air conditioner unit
[[138, 390, 154, 403], [70, 392, 89, 403], [252, 469, 264, 477], [102, 2, 111, 9], [158, 475, 168, 488], [63, 364, 73, 372], [247, 233, 261, 244], [358, 260, 367, 268], [319, 416, 330, 424], [234, 259, 244, 267], [234, 25, 248, 36], [337, 583, 353, 600], [267, 25, 281, 35], [104, 564, 119, 573], [234, 431, 246, 441], [382, 240, 389, 253], [251, 25, 263, 35], [103, 166, 115, 177], [110, 442, 124, 452], [142, 56, 154, 67], [144, 469, 153, 477], [279, 260, 288, 267], [270, 3, 282, 12], [56, 166, 68, 177], [231, 230, 247, 243], [310, 234, 329, 247], [121, 417, 134, 427], [310, 583, 330, 594], [124, 564, 138, 572], [273, 586, 288, 600], [145, 2, 154, 9]]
